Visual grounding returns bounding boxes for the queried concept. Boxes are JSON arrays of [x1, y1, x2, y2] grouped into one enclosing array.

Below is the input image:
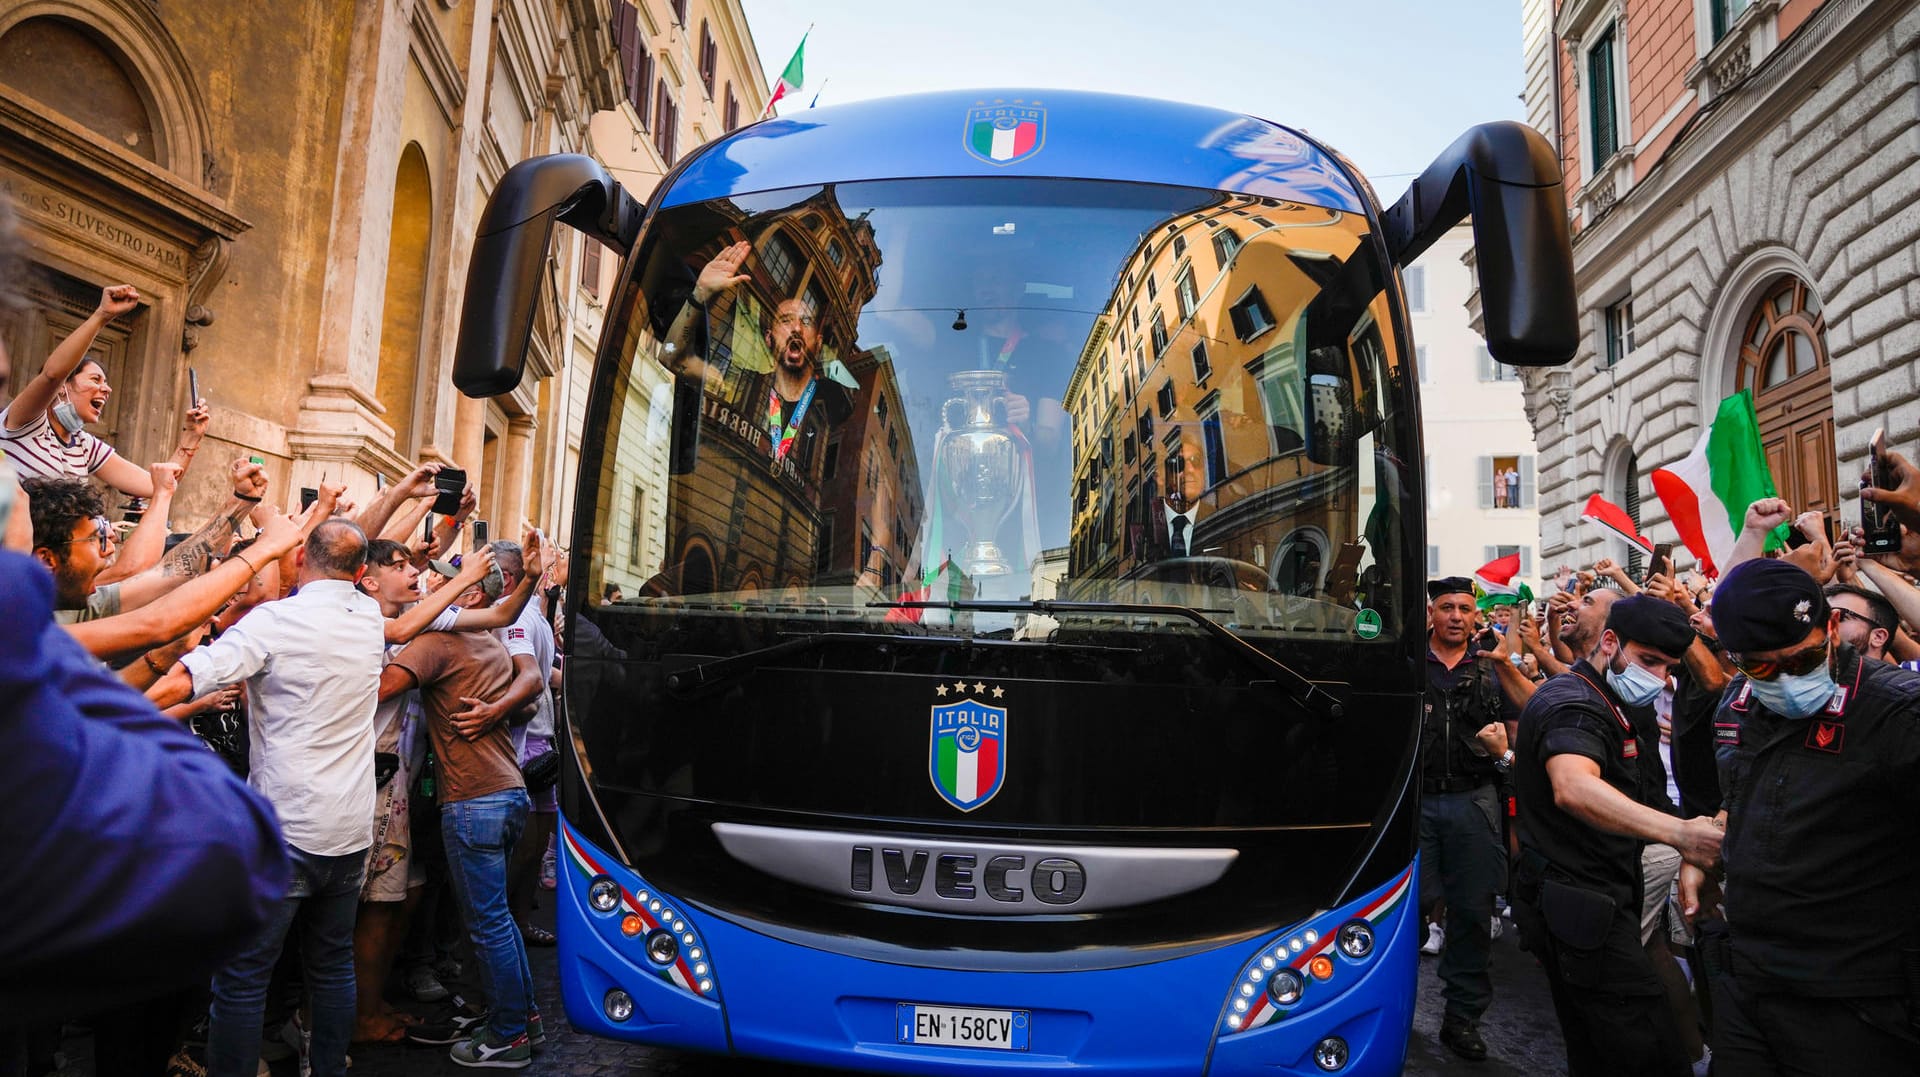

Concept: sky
[[738, 0, 1527, 191]]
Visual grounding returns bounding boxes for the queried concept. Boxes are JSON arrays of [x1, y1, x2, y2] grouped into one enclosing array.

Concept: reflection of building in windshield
[[816, 345, 925, 589], [647, 188, 918, 596], [1064, 197, 1390, 604]]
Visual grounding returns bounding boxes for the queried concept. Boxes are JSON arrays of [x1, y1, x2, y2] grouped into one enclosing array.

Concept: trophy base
[[960, 541, 1012, 577]]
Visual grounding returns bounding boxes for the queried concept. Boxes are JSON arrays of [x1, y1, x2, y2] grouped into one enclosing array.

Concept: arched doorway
[[1733, 276, 1836, 518], [376, 144, 432, 455]]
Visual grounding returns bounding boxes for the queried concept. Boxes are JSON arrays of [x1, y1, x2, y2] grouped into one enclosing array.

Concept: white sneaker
[[1489, 915, 1504, 940], [1421, 921, 1444, 955]]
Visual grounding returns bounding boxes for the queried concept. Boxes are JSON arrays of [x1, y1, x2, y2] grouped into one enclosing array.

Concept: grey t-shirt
[[54, 582, 122, 626]]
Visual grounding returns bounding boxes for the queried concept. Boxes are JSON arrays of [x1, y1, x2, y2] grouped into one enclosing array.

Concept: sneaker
[[1420, 921, 1444, 955], [1439, 1017, 1488, 1062], [449, 1029, 531, 1069], [540, 839, 557, 891], [527, 1008, 546, 1049], [282, 1013, 311, 1077], [405, 964, 451, 1003], [407, 1008, 487, 1046], [163, 1046, 208, 1077], [1490, 914, 1504, 940]]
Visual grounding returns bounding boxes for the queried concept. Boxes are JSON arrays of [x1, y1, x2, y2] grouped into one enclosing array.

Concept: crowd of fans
[[1420, 446, 1920, 1074], [0, 275, 569, 1068]]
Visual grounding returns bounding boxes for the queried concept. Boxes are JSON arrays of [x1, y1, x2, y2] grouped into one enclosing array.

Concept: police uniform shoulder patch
[[1714, 721, 1742, 746], [1806, 719, 1844, 754]]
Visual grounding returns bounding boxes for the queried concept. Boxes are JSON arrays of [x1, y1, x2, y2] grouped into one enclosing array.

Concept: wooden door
[[1736, 277, 1837, 518]]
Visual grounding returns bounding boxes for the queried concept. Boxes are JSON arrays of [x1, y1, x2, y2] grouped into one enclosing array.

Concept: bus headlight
[[1314, 1036, 1349, 1070], [1266, 967, 1305, 1006], [588, 876, 621, 913], [603, 989, 634, 1022], [1336, 920, 1374, 959], [646, 929, 679, 966]]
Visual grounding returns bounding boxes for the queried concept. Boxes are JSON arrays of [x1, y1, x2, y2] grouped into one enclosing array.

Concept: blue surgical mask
[[1748, 664, 1837, 720], [1606, 660, 1666, 707], [51, 399, 85, 440]]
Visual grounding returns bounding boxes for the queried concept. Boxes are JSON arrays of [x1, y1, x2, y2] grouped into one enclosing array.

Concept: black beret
[[1604, 595, 1695, 657], [1427, 576, 1474, 601], [1712, 558, 1828, 654]]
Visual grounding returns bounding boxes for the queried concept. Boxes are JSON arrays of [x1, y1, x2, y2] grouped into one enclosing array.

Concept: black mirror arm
[[1382, 121, 1559, 266]]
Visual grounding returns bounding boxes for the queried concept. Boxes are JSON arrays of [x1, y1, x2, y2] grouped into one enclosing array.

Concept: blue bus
[[453, 89, 1574, 1075]]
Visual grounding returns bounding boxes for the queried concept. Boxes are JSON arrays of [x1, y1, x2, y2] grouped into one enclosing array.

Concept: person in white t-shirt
[[0, 284, 211, 496]]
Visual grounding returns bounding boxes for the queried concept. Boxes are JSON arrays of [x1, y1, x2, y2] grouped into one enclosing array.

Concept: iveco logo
[[711, 823, 1237, 915], [850, 847, 1087, 906]]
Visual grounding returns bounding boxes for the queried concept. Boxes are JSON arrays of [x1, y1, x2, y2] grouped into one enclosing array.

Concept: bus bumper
[[557, 823, 1416, 1075]]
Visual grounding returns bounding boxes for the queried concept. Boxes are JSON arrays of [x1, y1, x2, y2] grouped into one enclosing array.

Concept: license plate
[[896, 1002, 1030, 1051]]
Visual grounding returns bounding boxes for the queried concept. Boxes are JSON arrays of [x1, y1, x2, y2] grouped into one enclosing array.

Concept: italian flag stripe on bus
[[972, 120, 1037, 161], [937, 731, 997, 803]]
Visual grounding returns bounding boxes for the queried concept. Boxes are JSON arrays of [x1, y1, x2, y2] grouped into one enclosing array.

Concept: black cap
[[1427, 576, 1474, 601], [1604, 595, 1695, 657], [1713, 558, 1828, 654]]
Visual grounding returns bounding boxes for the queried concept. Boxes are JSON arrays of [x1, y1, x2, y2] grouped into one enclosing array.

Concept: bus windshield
[[585, 177, 1416, 650]]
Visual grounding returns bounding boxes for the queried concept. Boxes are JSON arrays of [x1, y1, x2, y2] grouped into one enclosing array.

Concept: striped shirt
[[0, 405, 114, 481]]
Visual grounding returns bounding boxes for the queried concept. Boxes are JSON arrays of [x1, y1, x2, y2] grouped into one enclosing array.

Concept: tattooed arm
[[111, 495, 254, 615]]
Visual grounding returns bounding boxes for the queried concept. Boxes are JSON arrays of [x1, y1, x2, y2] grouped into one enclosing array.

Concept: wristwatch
[[1494, 749, 1515, 770]]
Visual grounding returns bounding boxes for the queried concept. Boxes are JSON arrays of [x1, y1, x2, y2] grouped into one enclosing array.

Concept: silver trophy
[[940, 369, 1024, 577]]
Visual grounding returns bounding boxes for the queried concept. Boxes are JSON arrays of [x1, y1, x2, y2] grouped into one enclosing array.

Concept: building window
[[1427, 545, 1441, 576], [1145, 273, 1157, 301], [1227, 286, 1275, 342], [875, 393, 890, 428], [628, 485, 646, 568], [611, 3, 653, 127], [668, 0, 687, 25], [1174, 268, 1198, 321], [1190, 340, 1212, 383], [1477, 345, 1519, 382], [1711, 0, 1753, 44], [1212, 227, 1241, 267], [1480, 455, 1535, 509], [1172, 234, 1187, 259], [1123, 433, 1137, 464], [698, 21, 717, 97], [1157, 381, 1176, 418], [826, 238, 845, 266], [1137, 410, 1154, 444], [760, 230, 801, 293], [724, 84, 739, 130], [1201, 414, 1228, 486], [1588, 22, 1621, 164], [652, 79, 678, 163], [1483, 544, 1534, 576], [1404, 265, 1427, 313], [822, 435, 841, 481], [580, 235, 603, 296], [1416, 344, 1429, 383], [1150, 310, 1169, 356], [1603, 298, 1635, 368]]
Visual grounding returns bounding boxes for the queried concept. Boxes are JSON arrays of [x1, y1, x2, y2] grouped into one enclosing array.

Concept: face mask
[[1606, 656, 1666, 707], [50, 400, 84, 443], [1748, 663, 1837, 720]]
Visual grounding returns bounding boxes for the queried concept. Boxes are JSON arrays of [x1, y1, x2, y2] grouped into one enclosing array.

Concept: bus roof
[[658, 88, 1369, 214]]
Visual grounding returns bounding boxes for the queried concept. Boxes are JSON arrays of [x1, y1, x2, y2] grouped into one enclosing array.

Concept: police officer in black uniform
[[1511, 595, 1724, 1076], [1419, 577, 1534, 1060], [1679, 558, 1920, 1075]]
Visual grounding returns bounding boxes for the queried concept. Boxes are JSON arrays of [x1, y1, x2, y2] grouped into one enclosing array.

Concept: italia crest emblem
[[964, 100, 1044, 166], [929, 691, 1007, 811]]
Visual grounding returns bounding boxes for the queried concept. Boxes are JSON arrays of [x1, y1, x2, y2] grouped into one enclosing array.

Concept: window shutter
[[1427, 545, 1440, 576], [1478, 456, 1495, 508], [1417, 345, 1429, 383], [1477, 345, 1494, 381], [1519, 455, 1536, 509], [1521, 548, 1534, 576], [1589, 26, 1618, 162], [1483, 545, 1497, 565]]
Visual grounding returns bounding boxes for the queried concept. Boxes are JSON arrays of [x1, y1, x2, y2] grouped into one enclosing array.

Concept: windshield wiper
[[868, 599, 1347, 720], [663, 630, 1140, 696]]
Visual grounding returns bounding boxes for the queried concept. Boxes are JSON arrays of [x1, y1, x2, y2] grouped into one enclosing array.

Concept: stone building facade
[[0, 0, 766, 548], [1517, 0, 1920, 571]]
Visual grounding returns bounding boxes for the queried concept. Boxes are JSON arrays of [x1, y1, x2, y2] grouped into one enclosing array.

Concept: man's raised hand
[[693, 240, 752, 304]]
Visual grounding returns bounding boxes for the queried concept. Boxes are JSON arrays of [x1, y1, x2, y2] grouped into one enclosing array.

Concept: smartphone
[[423, 513, 433, 544], [431, 467, 467, 516], [187, 367, 200, 408], [472, 519, 489, 548], [300, 487, 319, 512], [1862, 427, 1903, 554], [1645, 542, 1673, 580], [249, 455, 265, 467]]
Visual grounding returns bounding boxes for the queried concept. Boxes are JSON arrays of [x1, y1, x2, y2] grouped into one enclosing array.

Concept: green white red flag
[[1650, 390, 1787, 577], [1472, 552, 1533, 610], [761, 33, 806, 118]]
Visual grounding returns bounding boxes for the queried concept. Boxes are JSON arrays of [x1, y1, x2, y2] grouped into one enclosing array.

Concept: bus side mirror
[[454, 154, 644, 398], [1381, 121, 1576, 367]]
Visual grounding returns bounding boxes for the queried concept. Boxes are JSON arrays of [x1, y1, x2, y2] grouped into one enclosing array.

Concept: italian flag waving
[[1472, 552, 1533, 610], [1650, 390, 1787, 578], [761, 33, 806, 118]]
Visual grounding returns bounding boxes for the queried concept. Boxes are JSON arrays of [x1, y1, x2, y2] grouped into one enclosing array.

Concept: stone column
[[501, 415, 537, 533]]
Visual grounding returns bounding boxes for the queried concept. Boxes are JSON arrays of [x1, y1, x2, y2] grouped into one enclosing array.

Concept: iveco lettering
[[451, 88, 1576, 1075]]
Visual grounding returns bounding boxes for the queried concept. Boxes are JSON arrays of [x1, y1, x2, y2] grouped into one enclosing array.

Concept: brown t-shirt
[[389, 629, 524, 804]]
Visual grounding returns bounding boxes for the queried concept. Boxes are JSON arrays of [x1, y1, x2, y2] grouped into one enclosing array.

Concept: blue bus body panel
[[558, 822, 1417, 1075], [658, 89, 1367, 213]]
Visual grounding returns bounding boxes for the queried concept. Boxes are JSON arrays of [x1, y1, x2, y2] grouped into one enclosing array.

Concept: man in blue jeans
[[383, 577, 539, 1069], [150, 517, 386, 1077]]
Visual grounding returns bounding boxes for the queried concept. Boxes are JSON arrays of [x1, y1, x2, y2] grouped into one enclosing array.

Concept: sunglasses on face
[[773, 312, 817, 329], [1729, 635, 1828, 682], [1833, 608, 1884, 633]]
